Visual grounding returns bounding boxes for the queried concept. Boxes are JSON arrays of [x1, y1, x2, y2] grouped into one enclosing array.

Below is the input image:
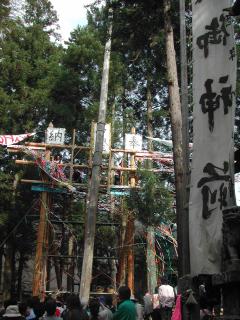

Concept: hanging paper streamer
[[189, 0, 236, 275], [0, 133, 35, 146], [20, 147, 75, 192]]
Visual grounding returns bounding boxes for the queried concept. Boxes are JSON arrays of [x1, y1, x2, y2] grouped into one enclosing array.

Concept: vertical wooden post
[[79, 8, 113, 305], [127, 216, 134, 293], [70, 129, 76, 182], [130, 128, 136, 188], [32, 125, 51, 298], [32, 170, 50, 297], [127, 127, 135, 293]]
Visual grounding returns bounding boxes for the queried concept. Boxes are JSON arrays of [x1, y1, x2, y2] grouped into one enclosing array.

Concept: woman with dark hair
[[44, 299, 59, 320], [62, 295, 89, 320]]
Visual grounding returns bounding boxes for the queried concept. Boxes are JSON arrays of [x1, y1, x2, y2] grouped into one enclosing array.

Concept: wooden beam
[[48, 255, 117, 259], [25, 142, 91, 150]]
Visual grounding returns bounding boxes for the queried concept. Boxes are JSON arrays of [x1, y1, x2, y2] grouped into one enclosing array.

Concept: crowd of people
[[0, 278, 177, 320]]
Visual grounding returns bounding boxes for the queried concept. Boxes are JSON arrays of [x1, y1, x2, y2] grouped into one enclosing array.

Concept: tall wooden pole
[[127, 128, 135, 293], [146, 80, 157, 293], [180, 0, 190, 275], [163, 0, 186, 277], [32, 148, 51, 298], [79, 8, 113, 305]]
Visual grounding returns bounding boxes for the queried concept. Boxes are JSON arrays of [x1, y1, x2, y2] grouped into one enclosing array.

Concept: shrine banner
[[189, 0, 236, 275], [0, 133, 35, 146]]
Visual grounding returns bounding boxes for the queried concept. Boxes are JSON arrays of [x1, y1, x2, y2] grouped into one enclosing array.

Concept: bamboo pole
[[79, 8, 113, 305]]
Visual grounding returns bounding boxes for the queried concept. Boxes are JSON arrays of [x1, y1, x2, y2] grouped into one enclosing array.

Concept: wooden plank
[[25, 142, 90, 150]]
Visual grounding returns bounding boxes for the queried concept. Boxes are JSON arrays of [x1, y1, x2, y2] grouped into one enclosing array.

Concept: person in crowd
[[98, 296, 113, 320], [55, 298, 64, 318], [62, 294, 89, 320], [88, 299, 100, 320], [44, 299, 59, 320], [143, 292, 153, 320], [19, 303, 29, 319], [113, 286, 136, 320], [0, 300, 18, 318], [130, 296, 143, 320], [26, 297, 40, 320], [104, 295, 115, 314], [2, 305, 24, 320], [33, 303, 45, 320], [151, 287, 161, 320], [158, 277, 175, 320]]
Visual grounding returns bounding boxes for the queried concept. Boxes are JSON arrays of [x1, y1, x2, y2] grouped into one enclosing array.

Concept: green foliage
[[127, 170, 173, 226], [49, 26, 104, 136]]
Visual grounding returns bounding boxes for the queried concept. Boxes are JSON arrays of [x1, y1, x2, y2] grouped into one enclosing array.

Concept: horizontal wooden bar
[[25, 142, 91, 150], [111, 148, 137, 153], [20, 179, 108, 189], [48, 255, 117, 259]]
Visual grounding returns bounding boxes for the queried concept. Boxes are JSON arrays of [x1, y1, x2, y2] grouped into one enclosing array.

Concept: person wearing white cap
[[3, 305, 23, 320]]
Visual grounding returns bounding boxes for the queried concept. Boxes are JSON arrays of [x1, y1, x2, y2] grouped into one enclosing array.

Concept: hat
[[3, 305, 21, 318]]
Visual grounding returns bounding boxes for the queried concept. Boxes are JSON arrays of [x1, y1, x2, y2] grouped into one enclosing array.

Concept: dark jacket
[[62, 309, 89, 320], [232, 0, 240, 16]]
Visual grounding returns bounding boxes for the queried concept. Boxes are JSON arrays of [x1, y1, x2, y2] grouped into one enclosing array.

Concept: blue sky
[[50, 0, 94, 42]]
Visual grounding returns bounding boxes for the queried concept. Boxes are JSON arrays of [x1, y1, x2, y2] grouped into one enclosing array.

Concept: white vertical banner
[[93, 123, 111, 154], [190, 0, 236, 275]]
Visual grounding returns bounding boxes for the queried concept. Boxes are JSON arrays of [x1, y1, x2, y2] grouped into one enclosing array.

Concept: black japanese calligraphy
[[229, 47, 236, 60], [197, 162, 231, 219], [196, 14, 230, 58], [199, 76, 235, 132]]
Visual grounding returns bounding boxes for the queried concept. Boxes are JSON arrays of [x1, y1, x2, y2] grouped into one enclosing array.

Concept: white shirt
[[158, 284, 175, 308]]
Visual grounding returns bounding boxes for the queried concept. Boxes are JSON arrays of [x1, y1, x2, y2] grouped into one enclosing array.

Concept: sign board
[[189, 0, 236, 275], [93, 123, 111, 154], [125, 134, 142, 151], [46, 128, 65, 145]]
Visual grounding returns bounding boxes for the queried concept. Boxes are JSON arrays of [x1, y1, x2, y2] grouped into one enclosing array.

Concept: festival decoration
[[19, 147, 75, 192], [0, 133, 35, 146]]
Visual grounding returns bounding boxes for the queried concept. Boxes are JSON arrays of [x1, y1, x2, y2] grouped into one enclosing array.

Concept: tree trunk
[[67, 236, 75, 292], [79, 8, 113, 305], [146, 78, 157, 294], [17, 251, 25, 300], [163, 0, 187, 277], [126, 216, 134, 293], [3, 243, 13, 301], [117, 202, 128, 286]]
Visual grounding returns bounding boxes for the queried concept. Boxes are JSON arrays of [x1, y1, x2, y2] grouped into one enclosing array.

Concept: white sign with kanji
[[46, 128, 66, 145], [125, 134, 142, 151]]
